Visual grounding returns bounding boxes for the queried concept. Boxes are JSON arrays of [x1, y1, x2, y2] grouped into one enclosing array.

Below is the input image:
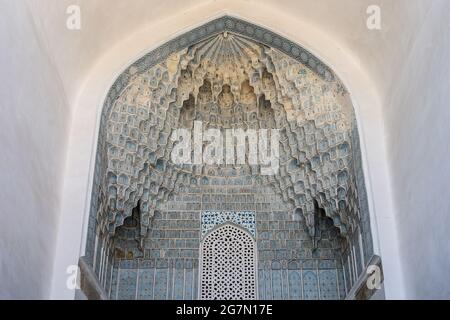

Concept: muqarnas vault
[[79, 17, 379, 300]]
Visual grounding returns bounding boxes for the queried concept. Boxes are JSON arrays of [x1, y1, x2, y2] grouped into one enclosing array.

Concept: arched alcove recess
[[75, 16, 382, 300]]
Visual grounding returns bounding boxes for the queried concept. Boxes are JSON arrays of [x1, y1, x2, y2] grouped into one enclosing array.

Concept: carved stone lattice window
[[200, 223, 257, 300]]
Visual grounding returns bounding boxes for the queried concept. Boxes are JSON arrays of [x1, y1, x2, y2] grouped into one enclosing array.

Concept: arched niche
[[79, 16, 380, 300]]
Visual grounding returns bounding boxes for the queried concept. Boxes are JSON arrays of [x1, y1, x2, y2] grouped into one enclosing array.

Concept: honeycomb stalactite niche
[[200, 224, 257, 300], [83, 16, 376, 301], [96, 30, 360, 241]]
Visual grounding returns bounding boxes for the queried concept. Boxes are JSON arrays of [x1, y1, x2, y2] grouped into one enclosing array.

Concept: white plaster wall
[[0, 1, 70, 299], [383, 0, 450, 299]]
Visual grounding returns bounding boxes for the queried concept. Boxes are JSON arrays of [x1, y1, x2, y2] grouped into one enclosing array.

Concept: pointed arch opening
[[78, 16, 380, 301]]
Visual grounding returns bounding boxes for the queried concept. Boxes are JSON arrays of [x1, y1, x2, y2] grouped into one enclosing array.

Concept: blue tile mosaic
[[319, 270, 339, 300], [201, 211, 256, 238], [303, 270, 319, 300], [288, 270, 302, 300], [137, 269, 154, 300]]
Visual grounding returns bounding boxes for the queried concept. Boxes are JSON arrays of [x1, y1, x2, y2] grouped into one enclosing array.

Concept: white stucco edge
[[50, 0, 405, 299]]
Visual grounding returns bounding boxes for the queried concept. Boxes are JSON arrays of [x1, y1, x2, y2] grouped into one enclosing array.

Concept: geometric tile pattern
[[201, 211, 256, 238], [104, 176, 352, 300], [200, 224, 257, 300]]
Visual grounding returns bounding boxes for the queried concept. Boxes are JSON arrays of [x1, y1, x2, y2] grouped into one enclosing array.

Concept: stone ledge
[[79, 256, 108, 300]]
